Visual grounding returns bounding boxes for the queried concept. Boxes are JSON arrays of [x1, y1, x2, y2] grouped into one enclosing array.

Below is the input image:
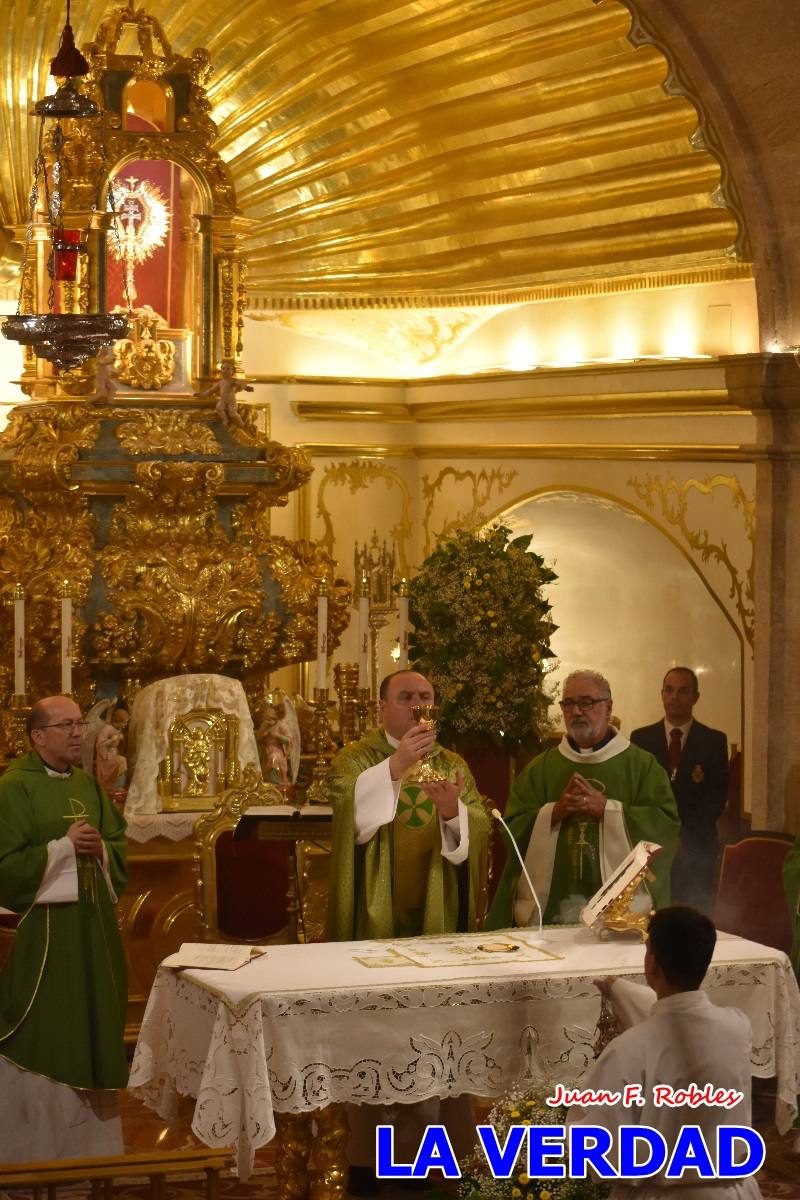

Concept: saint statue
[[196, 361, 254, 429], [82, 699, 129, 794], [256, 692, 301, 792]]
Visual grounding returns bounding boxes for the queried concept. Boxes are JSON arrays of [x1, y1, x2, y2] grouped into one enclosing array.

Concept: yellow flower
[[463, 580, 471, 590], [511, 1191, 522, 1198], [474, 578, 483, 586], [510, 1109, 520, 1118], [540, 1190, 552, 1199], [518, 1174, 530, 1185], [487, 609, 495, 617]]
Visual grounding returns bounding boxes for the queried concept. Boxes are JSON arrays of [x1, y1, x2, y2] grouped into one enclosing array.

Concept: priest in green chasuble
[[488, 670, 679, 929], [0, 695, 128, 1162], [326, 670, 489, 1194], [326, 669, 489, 941]]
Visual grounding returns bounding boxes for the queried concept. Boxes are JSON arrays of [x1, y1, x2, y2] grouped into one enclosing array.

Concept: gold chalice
[[406, 704, 447, 784]]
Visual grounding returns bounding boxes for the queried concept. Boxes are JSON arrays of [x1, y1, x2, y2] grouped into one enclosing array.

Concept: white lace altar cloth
[[128, 927, 800, 1179], [124, 674, 261, 815]]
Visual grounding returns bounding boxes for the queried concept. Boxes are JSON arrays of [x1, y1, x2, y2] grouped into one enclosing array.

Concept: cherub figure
[[89, 345, 118, 405], [196, 360, 254, 429]]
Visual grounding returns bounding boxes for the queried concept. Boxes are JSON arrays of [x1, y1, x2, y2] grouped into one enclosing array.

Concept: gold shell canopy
[[0, 0, 745, 308]]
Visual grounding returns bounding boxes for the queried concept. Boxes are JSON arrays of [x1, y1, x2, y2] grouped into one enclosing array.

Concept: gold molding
[[292, 390, 739, 424], [301, 442, 767, 463], [251, 356, 730, 388], [246, 263, 752, 312]]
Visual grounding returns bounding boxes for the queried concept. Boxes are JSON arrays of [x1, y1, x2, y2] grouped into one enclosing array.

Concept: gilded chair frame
[[192, 762, 285, 942]]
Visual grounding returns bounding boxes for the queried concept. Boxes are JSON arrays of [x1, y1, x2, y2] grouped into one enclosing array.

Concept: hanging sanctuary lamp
[[1, 0, 128, 371]]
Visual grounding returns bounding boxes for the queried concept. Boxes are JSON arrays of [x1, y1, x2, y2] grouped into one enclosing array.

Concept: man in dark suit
[[631, 667, 728, 914]]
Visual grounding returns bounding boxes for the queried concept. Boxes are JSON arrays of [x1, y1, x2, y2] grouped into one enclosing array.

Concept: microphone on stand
[[491, 808, 543, 938]]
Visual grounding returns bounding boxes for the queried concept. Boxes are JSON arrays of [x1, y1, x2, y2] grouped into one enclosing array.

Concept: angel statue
[[89, 345, 118, 405], [256, 691, 301, 792], [82, 698, 128, 794], [195, 360, 254, 430]]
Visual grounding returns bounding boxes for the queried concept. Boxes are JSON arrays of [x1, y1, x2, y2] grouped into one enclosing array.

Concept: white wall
[[503, 490, 743, 748]]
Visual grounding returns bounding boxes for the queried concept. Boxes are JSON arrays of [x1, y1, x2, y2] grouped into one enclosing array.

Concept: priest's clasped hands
[[551, 771, 607, 826], [66, 819, 104, 859], [389, 721, 464, 820]]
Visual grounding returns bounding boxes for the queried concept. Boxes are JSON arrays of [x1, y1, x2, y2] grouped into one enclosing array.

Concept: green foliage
[[408, 523, 557, 751], [458, 1085, 607, 1200]]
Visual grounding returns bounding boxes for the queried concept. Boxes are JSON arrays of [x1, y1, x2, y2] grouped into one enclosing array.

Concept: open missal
[[580, 840, 662, 933], [161, 943, 268, 971]]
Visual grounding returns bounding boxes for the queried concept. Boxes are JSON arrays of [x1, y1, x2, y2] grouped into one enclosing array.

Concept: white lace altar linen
[[125, 674, 260, 815], [128, 927, 800, 1180]]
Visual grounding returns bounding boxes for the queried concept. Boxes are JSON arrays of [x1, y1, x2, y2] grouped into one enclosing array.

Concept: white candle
[[61, 581, 72, 695], [13, 583, 25, 696], [316, 584, 328, 691], [398, 582, 409, 669], [357, 578, 370, 688]]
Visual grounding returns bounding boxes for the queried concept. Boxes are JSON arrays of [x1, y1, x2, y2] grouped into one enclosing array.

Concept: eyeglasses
[[558, 697, 609, 713], [34, 719, 88, 733]]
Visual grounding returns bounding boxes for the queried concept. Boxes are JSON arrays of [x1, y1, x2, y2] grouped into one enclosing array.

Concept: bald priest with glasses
[[488, 671, 679, 929], [0, 694, 128, 1161]]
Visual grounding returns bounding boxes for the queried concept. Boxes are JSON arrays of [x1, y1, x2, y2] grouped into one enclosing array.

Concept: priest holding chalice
[[326, 668, 489, 942], [326, 668, 490, 1195]]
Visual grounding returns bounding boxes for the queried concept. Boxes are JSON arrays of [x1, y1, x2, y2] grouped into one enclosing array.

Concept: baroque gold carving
[[627, 472, 755, 646], [421, 466, 518, 555], [71, 7, 238, 216], [113, 306, 176, 390], [259, 536, 351, 669], [316, 460, 413, 574], [116, 410, 220, 456], [93, 461, 280, 672], [0, 404, 103, 492]]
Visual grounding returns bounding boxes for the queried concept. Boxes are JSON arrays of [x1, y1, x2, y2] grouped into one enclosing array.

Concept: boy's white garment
[[568, 982, 761, 1200]]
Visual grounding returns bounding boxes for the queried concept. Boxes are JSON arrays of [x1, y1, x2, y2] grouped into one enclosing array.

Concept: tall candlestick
[[13, 583, 25, 696], [357, 576, 370, 689], [61, 580, 72, 695], [398, 578, 409, 669], [316, 580, 329, 692]]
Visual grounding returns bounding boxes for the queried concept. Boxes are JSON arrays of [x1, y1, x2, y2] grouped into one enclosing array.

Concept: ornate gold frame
[[192, 763, 285, 943]]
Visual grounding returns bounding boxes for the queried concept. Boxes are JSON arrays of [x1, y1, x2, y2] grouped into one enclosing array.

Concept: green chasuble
[[784, 835, 800, 973], [326, 728, 490, 941], [0, 752, 128, 1089], [487, 734, 679, 930]]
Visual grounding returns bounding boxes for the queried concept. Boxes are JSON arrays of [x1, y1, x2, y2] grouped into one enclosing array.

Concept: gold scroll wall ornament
[[421, 466, 519, 556], [316, 460, 413, 575], [627, 472, 755, 646]]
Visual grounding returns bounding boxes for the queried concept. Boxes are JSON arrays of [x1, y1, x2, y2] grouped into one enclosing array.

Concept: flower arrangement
[[458, 1085, 606, 1200], [408, 523, 557, 751]]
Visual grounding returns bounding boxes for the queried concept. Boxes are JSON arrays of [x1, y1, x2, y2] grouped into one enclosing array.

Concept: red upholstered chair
[[193, 764, 293, 944], [712, 831, 795, 955]]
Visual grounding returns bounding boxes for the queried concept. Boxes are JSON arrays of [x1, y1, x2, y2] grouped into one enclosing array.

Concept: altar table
[[129, 927, 800, 1179]]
